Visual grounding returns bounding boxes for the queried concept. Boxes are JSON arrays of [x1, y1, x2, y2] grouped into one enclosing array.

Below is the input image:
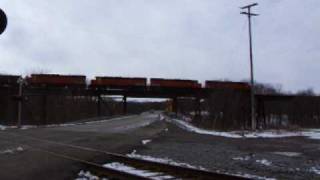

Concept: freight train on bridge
[[1, 74, 250, 91]]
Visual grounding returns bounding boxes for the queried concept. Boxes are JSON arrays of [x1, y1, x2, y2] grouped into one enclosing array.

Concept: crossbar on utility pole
[[240, 3, 259, 130]]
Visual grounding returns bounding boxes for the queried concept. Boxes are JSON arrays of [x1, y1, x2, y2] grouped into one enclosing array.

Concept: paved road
[[54, 113, 158, 133], [0, 112, 165, 180]]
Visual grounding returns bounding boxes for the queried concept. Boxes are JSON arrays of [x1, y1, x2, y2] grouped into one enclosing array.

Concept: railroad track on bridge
[[0, 131, 249, 180]]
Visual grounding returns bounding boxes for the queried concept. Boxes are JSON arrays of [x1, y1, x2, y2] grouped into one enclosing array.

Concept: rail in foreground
[[86, 153, 250, 179]]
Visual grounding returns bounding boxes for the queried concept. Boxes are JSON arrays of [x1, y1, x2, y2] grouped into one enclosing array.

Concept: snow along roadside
[[126, 150, 275, 180], [104, 162, 174, 180], [0, 146, 24, 155], [169, 118, 320, 139], [127, 150, 207, 170]]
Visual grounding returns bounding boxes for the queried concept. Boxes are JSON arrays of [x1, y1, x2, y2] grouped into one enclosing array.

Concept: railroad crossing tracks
[[0, 132, 249, 180]]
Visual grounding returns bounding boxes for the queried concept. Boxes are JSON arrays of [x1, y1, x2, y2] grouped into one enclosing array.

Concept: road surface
[[0, 112, 164, 180]]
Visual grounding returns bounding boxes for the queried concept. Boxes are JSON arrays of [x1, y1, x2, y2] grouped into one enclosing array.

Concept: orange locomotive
[[26, 74, 86, 87], [91, 76, 147, 89], [150, 78, 201, 89]]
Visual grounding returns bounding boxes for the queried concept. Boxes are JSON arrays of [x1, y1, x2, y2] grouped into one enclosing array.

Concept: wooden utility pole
[[17, 77, 24, 128], [240, 3, 259, 130]]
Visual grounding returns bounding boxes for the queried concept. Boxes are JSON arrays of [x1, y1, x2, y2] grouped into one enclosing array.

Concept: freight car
[[90, 76, 147, 90], [150, 78, 201, 91], [205, 81, 250, 91], [26, 74, 86, 88], [0, 75, 21, 86]]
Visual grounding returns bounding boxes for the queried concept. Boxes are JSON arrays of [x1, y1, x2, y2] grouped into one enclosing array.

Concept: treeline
[[182, 81, 320, 130], [254, 82, 320, 129], [174, 89, 250, 130]]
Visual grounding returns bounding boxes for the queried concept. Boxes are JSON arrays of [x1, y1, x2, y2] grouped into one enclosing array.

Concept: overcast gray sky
[[0, 0, 319, 93]]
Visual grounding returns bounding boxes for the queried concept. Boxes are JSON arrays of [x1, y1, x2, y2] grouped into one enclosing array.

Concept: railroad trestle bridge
[[1, 74, 313, 128]]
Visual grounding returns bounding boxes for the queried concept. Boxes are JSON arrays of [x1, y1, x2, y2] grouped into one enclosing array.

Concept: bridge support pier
[[256, 98, 266, 128], [194, 97, 201, 119], [172, 97, 178, 115], [42, 95, 47, 125], [97, 95, 101, 116], [123, 95, 127, 115]]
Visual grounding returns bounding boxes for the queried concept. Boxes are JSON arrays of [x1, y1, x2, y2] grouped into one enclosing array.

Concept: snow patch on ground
[[0, 125, 19, 130], [170, 118, 320, 139], [243, 131, 301, 138], [234, 173, 276, 180], [232, 156, 251, 161], [20, 125, 37, 130], [256, 159, 272, 166], [142, 139, 152, 145], [103, 162, 174, 180], [127, 150, 207, 170], [214, 169, 276, 180], [76, 170, 106, 180], [273, 152, 301, 157], [302, 129, 320, 140], [159, 114, 166, 121], [170, 118, 242, 138], [310, 167, 320, 175], [0, 146, 24, 155], [0, 125, 7, 130], [232, 156, 274, 168], [128, 150, 276, 180]]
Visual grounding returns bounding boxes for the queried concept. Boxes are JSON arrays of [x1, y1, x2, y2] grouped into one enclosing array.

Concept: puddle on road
[[273, 152, 302, 157]]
